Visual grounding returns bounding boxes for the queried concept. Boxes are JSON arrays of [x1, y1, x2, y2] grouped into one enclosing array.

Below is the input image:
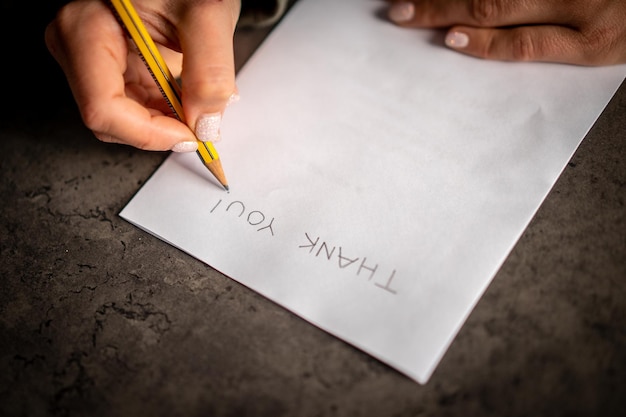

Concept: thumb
[[178, 1, 240, 142]]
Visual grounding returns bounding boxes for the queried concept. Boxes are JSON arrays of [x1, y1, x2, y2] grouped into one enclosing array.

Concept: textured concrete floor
[[1, 2, 625, 417]]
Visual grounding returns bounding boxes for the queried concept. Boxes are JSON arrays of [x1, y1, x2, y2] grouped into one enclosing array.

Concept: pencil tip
[[223, 185, 230, 192]]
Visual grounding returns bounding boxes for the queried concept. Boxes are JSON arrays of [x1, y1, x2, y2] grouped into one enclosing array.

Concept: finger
[[444, 25, 613, 66], [88, 95, 198, 151], [46, 1, 197, 151], [387, 0, 578, 28], [176, 0, 241, 142]]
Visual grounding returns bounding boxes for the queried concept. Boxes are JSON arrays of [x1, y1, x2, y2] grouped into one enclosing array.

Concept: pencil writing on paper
[[299, 233, 399, 295], [209, 197, 399, 294], [210, 198, 276, 235]]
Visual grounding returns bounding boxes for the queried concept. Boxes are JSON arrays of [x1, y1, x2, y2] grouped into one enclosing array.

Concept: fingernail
[[388, 2, 415, 23], [195, 112, 222, 143], [227, 92, 240, 106], [171, 141, 198, 153], [445, 31, 469, 48]]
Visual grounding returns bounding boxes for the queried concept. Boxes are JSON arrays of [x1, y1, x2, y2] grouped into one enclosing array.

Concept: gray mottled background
[[1, 1, 624, 416]]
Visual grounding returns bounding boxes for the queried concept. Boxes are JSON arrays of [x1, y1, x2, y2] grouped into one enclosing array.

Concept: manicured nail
[[388, 2, 415, 23], [171, 141, 198, 153], [195, 113, 222, 143], [445, 31, 469, 48], [227, 92, 240, 106]]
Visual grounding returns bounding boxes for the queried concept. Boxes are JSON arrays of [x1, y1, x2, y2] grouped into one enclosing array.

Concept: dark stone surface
[[1, 2, 625, 416]]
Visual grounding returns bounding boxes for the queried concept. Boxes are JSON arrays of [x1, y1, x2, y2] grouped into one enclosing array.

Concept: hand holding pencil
[[45, 0, 241, 154]]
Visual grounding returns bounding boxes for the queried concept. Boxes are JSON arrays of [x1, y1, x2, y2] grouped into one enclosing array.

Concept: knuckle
[[468, 0, 502, 25], [582, 25, 621, 64], [185, 68, 235, 103], [80, 101, 109, 134], [509, 31, 536, 61]]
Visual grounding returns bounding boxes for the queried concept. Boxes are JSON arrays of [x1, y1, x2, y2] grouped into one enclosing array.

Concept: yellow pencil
[[108, 0, 229, 191]]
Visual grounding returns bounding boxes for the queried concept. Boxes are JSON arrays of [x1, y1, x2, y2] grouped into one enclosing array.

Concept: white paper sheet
[[120, 0, 626, 383]]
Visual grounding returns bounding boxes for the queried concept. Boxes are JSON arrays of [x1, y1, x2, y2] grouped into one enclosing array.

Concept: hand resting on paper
[[386, 0, 626, 66], [45, 0, 241, 152]]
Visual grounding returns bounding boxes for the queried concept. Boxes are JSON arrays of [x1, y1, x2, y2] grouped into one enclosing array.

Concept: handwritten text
[[299, 233, 398, 294], [210, 199, 276, 236]]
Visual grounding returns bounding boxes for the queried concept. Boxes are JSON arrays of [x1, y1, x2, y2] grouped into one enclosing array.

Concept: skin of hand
[[386, 0, 626, 66], [45, 0, 241, 152]]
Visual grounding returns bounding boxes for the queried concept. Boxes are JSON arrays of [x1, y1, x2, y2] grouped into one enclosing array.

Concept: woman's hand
[[386, 0, 626, 66], [45, 0, 241, 152]]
